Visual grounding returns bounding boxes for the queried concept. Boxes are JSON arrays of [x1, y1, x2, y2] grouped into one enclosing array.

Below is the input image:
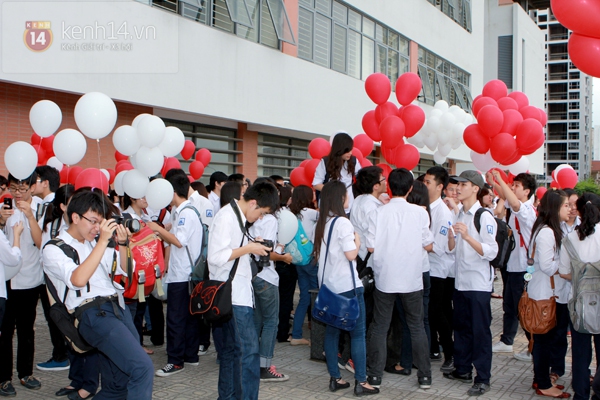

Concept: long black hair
[[43, 184, 75, 232], [575, 192, 600, 241], [326, 133, 356, 181], [312, 181, 347, 261], [530, 189, 567, 251], [407, 180, 431, 227], [289, 185, 315, 218]]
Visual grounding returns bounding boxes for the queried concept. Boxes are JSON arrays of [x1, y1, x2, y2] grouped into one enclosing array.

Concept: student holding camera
[[208, 181, 279, 400]]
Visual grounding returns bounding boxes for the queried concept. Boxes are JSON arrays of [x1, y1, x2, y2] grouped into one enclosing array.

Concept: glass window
[[375, 44, 387, 74], [258, 134, 310, 178], [347, 9, 361, 30], [213, 0, 235, 32], [387, 49, 399, 84], [332, 1, 347, 23], [315, 0, 331, 15], [264, 0, 296, 44], [347, 30, 361, 79], [332, 24, 347, 73], [362, 17, 374, 37], [237, 0, 259, 42], [260, 0, 280, 47], [298, 8, 314, 60], [224, 0, 254, 28], [314, 13, 331, 67], [362, 37, 374, 78]]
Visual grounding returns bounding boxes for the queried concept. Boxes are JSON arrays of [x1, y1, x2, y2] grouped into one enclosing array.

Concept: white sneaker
[[514, 351, 532, 362], [491, 341, 513, 353], [198, 345, 208, 356]]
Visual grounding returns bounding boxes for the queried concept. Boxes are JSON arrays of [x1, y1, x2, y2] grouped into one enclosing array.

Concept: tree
[[575, 177, 600, 196]]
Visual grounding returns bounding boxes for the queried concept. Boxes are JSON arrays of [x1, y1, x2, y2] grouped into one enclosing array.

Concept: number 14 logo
[[24, 21, 53, 52]]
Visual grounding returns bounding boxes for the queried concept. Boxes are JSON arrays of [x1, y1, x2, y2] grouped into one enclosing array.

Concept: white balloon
[[74, 92, 118, 140], [430, 109, 443, 119], [158, 127, 185, 157], [4, 141, 37, 180], [46, 156, 63, 172], [507, 156, 530, 175], [470, 150, 497, 173], [132, 113, 152, 128], [137, 115, 165, 148], [277, 209, 299, 245], [554, 163, 574, 176], [434, 100, 449, 111], [112, 125, 140, 156], [452, 123, 466, 141], [424, 136, 438, 152], [436, 129, 451, 145], [114, 170, 128, 196], [406, 133, 425, 148], [463, 114, 475, 125], [129, 154, 138, 169], [100, 169, 110, 181], [451, 139, 462, 150], [53, 129, 87, 166], [433, 151, 447, 165], [29, 100, 62, 138], [448, 105, 461, 112], [135, 146, 163, 177], [438, 143, 452, 157], [440, 112, 456, 130], [123, 169, 149, 199], [427, 116, 441, 133], [145, 178, 174, 210]]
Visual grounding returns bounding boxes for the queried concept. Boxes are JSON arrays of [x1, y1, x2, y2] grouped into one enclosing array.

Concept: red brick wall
[[0, 81, 152, 177], [237, 122, 258, 181]]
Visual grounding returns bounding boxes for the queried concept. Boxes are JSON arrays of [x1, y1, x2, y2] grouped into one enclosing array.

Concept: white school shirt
[[0, 229, 22, 299], [208, 202, 253, 307], [189, 191, 214, 228], [453, 202, 499, 292], [561, 217, 580, 235], [6, 199, 43, 289], [527, 227, 568, 304], [165, 200, 203, 284], [144, 206, 170, 226], [41, 217, 69, 252], [505, 198, 536, 273], [559, 224, 600, 302], [123, 206, 144, 221], [250, 214, 279, 286], [43, 230, 126, 310], [350, 194, 383, 267], [298, 208, 318, 243], [428, 197, 455, 279], [208, 191, 221, 215], [367, 198, 434, 294], [312, 158, 362, 214], [317, 217, 362, 294]]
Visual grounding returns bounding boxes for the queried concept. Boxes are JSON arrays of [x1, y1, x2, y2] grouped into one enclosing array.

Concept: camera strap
[[229, 199, 251, 280]]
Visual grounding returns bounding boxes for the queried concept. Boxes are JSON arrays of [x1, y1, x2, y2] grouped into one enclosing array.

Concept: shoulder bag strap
[[229, 199, 249, 281], [320, 217, 339, 283]]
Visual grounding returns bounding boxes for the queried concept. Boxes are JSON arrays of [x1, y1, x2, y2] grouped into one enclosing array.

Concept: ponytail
[[575, 193, 600, 241]]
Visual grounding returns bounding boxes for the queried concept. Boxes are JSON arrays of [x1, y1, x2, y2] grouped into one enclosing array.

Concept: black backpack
[[181, 205, 210, 284], [474, 208, 516, 270]]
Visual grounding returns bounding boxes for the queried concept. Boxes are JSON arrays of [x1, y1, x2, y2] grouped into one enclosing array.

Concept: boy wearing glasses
[[0, 173, 45, 396]]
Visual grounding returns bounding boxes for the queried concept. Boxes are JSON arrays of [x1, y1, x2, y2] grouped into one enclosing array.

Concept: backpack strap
[[473, 208, 490, 233], [50, 218, 62, 239], [43, 239, 90, 297], [181, 205, 204, 274]]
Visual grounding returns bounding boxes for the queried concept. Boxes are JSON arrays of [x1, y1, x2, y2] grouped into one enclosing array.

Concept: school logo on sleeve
[[487, 225, 494, 235], [206, 210, 213, 218], [178, 218, 185, 226], [439, 226, 448, 236]]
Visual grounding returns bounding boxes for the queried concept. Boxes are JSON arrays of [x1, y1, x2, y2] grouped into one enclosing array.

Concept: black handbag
[[312, 217, 360, 331], [356, 252, 375, 294]]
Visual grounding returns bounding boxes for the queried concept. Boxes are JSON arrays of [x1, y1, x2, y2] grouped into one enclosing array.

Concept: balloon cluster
[[407, 100, 472, 164], [552, 0, 600, 77], [550, 164, 578, 189], [464, 80, 545, 175]]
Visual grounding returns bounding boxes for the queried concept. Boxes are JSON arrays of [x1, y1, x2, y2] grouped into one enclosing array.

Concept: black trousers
[[39, 284, 69, 361], [147, 294, 165, 346], [429, 276, 453, 359], [532, 303, 569, 389], [275, 261, 297, 342]]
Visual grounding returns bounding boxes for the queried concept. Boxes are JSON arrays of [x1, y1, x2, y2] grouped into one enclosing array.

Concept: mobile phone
[[3, 198, 12, 210]]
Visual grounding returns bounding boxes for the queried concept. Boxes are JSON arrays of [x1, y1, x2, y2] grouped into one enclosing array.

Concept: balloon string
[[96, 138, 107, 216]]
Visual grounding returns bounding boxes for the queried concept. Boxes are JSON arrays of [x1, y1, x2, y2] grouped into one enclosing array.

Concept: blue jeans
[[252, 276, 279, 368], [218, 305, 260, 400], [324, 287, 367, 382], [78, 300, 154, 400], [292, 263, 318, 339], [68, 349, 99, 395], [570, 320, 600, 400]]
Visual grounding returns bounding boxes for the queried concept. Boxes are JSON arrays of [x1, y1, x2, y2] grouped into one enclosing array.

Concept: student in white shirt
[[365, 168, 433, 391], [189, 182, 214, 228], [208, 171, 228, 215], [526, 190, 571, 398], [312, 133, 362, 214], [562, 189, 580, 235], [0, 221, 23, 333], [208, 181, 278, 400], [489, 171, 537, 362], [228, 173, 249, 195], [445, 170, 498, 396], [149, 171, 203, 377]]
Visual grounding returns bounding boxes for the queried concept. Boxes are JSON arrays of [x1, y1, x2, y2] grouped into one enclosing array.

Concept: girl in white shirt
[[527, 190, 571, 398], [313, 181, 377, 396]]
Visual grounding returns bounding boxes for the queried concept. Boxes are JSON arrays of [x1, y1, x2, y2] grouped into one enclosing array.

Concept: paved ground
[[9, 279, 578, 399]]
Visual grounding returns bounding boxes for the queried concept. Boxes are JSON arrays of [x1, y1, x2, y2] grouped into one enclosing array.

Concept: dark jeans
[[500, 270, 530, 345], [429, 276, 453, 359], [275, 261, 297, 342], [291, 263, 318, 339], [166, 282, 201, 366], [67, 349, 100, 395], [134, 300, 147, 346], [550, 302, 570, 377], [532, 303, 569, 389], [570, 320, 600, 400], [453, 290, 492, 384], [39, 284, 68, 362], [367, 288, 431, 379], [78, 300, 154, 400], [147, 294, 164, 346], [443, 277, 455, 330], [0, 284, 41, 382]]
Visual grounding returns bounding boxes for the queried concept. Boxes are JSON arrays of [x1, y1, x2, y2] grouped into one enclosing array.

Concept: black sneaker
[[418, 376, 432, 389], [430, 352, 442, 361], [467, 382, 491, 396], [19, 376, 41, 390], [440, 357, 455, 373], [443, 370, 473, 383], [155, 363, 184, 377], [260, 366, 289, 382], [0, 381, 16, 397], [366, 376, 381, 388]]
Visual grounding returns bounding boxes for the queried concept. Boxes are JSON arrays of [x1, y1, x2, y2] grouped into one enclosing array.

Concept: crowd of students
[[0, 133, 600, 399]]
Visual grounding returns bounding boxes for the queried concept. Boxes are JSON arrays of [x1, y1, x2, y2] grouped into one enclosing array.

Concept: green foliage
[[575, 177, 600, 196]]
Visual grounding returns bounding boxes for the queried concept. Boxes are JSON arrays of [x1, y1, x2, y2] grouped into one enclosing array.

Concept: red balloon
[[75, 168, 109, 193], [520, 105, 542, 122], [189, 161, 205, 180], [362, 110, 381, 141], [60, 166, 70, 184], [477, 105, 504, 138], [395, 72, 422, 106], [299, 159, 310, 168], [195, 148, 212, 166], [352, 148, 364, 162], [550, 180, 560, 189], [115, 160, 134, 174], [361, 158, 373, 167], [508, 91, 530, 109], [501, 109, 524, 136], [393, 143, 420, 170], [381, 143, 396, 164], [41, 136, 55, 155], [365, 73, 391, 105], [188, 175, 195, 183], [376, 163, 393, 179], [398, 105, 425, 138], [569, 33, 600, 77], [379, 116, 405, 145], [556, 168, 579, 189], [115, 151, 128, 162], [538, 108, 548, 126], [463, 124, 491, 154], [535, 187, 547, 200], [106, 168, 116, 184], [490, 133, 518, 164], [516, 119, 545, 155], [482, 80, 508, 101], [67, 166, 83, 184], [161, 157, 181, 177], [552, 0, 600, 39], [353, 134, 374, 158], [375, 102, 398, 123], [304, 158, 321, 183], [31, 133, 42, 146], [33, 145, 47, 166], [181, 140, 196, 160], [308, 138, 331, 159], [502, 150, 522, 166], [497, 97, 519, 111], [472, 97, 499, 118], [290, 168, 311, 187]]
